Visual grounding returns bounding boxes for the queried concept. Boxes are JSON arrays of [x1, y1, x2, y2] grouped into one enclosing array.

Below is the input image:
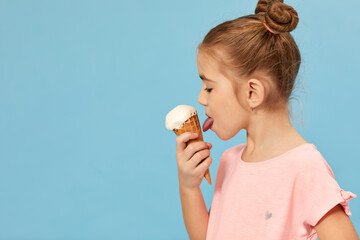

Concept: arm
[[315, 204, 359, 240], [179, 185, 209, 240]]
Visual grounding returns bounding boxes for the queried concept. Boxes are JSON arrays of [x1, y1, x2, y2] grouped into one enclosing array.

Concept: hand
[[176, 132, 212, 190]]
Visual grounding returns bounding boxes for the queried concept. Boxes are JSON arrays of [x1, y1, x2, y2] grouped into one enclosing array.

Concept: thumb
[[206, 142, 212, 149]]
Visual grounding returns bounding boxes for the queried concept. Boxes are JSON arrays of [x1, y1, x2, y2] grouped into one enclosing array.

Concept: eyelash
[[204, 88, 212, 93]]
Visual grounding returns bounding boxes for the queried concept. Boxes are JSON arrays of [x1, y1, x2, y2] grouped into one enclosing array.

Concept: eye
[[204, 88, 212, 93]]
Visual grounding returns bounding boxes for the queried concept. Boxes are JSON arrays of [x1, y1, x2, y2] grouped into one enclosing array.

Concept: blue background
[[0, 0, 359, 239]]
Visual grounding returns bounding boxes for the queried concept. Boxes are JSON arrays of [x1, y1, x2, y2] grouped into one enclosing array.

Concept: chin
[[216, 129, 239, 141], [212, 122, 243, 141]]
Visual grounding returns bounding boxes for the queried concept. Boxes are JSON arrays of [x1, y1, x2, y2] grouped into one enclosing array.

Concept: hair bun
[[255, 0, 271, 15], [255, 0, 299, 33]]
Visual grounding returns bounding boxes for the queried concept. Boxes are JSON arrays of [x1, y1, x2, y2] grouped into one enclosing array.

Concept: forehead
[[197, 51, 222, 81], [197, 49, 239, 86], [197, 50, 218, 67]]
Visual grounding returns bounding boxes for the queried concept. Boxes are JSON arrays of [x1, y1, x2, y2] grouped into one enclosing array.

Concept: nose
[[198, 87, 206, 106]]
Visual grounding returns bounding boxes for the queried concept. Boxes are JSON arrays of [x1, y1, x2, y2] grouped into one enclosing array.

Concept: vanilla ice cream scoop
[[165, 105, 197, 130]]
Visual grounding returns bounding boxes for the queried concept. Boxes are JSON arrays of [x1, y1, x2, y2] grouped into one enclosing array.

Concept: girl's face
[[197, 50, 250, 140]]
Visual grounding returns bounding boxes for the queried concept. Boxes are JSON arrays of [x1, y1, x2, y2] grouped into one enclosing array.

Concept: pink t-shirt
[[206, 143, 357, 240]]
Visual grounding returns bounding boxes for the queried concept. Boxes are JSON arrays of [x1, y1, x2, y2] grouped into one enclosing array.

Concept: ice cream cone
[[173, 113, 212, 185]]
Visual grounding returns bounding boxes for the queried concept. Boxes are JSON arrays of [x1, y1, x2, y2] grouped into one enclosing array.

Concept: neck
[[245, 105, 301, 154]]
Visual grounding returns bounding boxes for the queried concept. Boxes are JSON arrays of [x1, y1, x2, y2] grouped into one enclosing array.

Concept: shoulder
[[291, 145, 341, 198], [293, 144, 335, 179], [221, 143, 247, 161], [217, 143, 246, 171], [214, 143, 247, 188]]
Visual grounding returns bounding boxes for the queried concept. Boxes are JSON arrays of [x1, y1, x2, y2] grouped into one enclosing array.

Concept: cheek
[[216, 94, 246, 126], [213, 94, 236, 122]]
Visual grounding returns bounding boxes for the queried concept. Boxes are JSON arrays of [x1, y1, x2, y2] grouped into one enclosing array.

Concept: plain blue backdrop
[[0, 0, 359, 239]]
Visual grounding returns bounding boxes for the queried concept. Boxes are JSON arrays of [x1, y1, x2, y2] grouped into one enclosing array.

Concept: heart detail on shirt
[[265, 210, 272, 220]]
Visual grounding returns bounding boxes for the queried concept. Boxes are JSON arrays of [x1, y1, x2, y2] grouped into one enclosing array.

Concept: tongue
[[202, 117, 214, 132]]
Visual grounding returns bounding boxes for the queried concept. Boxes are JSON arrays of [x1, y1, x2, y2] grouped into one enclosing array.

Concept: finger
[[184, 141, 208, 162], [206, 142, 212, 150], [189, 148, 210, 169], [176, 132, 199, 153], [194, 156, 212, 177]]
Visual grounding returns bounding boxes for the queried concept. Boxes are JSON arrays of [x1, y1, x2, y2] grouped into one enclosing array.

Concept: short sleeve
[[295, 151, 357, 227]]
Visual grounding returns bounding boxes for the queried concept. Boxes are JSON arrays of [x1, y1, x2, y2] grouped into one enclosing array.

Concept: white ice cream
[[165, 105, 197, 130]]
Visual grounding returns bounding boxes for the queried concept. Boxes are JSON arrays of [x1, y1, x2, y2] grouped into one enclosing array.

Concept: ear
[[247, 78, 265, 110]]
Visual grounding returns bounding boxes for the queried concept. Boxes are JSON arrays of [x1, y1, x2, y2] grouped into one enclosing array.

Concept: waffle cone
[[173, 113, 212, 185]]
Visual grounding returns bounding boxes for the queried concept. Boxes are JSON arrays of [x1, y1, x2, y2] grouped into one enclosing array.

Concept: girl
[[175, 0, 358, 239]]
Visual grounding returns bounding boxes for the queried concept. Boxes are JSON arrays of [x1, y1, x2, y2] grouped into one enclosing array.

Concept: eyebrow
[[199, 74, 215, 82]]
